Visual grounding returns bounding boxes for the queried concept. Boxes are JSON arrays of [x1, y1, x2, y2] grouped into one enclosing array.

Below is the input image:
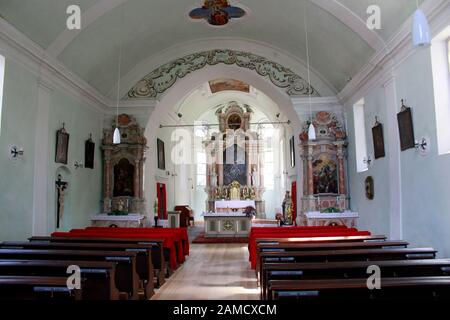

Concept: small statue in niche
[[213, 187, 220, 200], [250, 187, 257, 200], [242, 186, 249, 199]]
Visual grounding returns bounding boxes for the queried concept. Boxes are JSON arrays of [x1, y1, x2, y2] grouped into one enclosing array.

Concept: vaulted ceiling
[[0, 0, 424, 97]]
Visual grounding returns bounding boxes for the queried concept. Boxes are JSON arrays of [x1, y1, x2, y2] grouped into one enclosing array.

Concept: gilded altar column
[[218, 138, 224, 186], [139, 159, 144, 199], [133, 159, 140, 197], [307, 146, 314, 196], [103, 149, 112, 213], [336, 143, 346, 195]]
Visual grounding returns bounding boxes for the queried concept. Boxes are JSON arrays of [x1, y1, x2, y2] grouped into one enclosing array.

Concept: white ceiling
[[0, 0, 425, 96]]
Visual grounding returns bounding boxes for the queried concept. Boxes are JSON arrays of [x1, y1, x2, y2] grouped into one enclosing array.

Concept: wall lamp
[[10, 145, 24, 161]]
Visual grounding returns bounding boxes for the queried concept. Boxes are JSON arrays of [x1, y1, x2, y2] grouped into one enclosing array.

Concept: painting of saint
[[113, 158, 134, 197], [312, 154, 338, 194]]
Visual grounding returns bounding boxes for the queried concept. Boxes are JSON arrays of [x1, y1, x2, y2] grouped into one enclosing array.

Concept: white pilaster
[[383, 76, 403, 240], [32, 79, 53, 236]]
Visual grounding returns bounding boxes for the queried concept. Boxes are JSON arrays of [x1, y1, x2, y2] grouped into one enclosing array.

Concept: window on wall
[[259, 124, 275, 190], [447, 38, 450, 71], [196, 151, 206, 187], [353, 99, 368, 173], [0, 54, 5, 134], [431, 29, 450, 154]]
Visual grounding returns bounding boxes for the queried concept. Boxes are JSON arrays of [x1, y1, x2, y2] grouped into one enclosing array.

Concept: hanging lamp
[[304, 3, 316, 141], [113, 7, 125, 144], [412, 0, 430, 48]]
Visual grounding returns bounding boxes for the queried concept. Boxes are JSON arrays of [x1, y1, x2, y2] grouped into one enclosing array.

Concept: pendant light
[[304, 3, 316, 141], [412, 0, 430, 48], [113, 7, 124, 145]]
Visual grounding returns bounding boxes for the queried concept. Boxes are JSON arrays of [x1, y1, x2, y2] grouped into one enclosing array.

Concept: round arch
[[143, 64, 303, 220]]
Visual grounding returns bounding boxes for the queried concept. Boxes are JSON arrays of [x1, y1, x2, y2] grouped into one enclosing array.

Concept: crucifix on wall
[[55, 174, 68, 229]]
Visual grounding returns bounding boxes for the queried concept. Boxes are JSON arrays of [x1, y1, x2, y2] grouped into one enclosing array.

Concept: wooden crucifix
[[55, 174, 68, 229]]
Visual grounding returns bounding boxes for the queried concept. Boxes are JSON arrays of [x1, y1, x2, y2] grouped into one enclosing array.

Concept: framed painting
[[372, 121, 385, 159], [85, 136, 95, 169], [55, 125, 69, 165], [397, 104, 415, 151], [289, 136, 295, 168], [157, 138, 166, 170]]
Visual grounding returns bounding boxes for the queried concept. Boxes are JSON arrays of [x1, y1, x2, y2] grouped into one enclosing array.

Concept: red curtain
[[291, 181, 297, 226], [156, 183, 167, 219]]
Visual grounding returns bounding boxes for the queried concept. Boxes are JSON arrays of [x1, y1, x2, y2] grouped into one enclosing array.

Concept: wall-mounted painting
[[85, 135, 95, 169], [157, 138, 166, 170], [289, 136, 295, 168], [55, 124, 69, 165], [397, 100, 415, 151], [372, 120, 385, 159], [312, 154, 338, 194], [209, 79, 250, 94]]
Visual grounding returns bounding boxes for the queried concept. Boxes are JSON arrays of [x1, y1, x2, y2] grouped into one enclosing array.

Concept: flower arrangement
[[321, 207, 343, 213]]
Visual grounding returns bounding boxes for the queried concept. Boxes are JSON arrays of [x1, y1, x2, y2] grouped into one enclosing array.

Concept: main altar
[[203, 200, 255, 238], [203, 102, 265, 218]]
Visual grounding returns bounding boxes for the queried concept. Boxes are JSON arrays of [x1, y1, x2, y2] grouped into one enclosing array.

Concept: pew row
[[263, 258, 450, 300], [1, 241, 155, 298], [0, 260, 120, 300], [0, 249, 140, 299], [270, 277, 450, 301], [0, 276, 84, 300]]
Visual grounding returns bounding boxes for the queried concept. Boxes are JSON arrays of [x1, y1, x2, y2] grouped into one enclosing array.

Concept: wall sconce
[[74, 161, 84, 169], [415, 136, 430, 156], [363, 156, 372, 167], [9, 145, 24, 161]]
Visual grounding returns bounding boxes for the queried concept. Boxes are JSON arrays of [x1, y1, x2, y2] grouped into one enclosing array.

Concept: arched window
[[353, 99, 368, 172], [258, 122, 275, 190]]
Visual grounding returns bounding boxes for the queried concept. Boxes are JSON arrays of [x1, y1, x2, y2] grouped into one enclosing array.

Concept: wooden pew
[[257, 240, 409, 293], [250, 235, 387, 270], [263, 259, 450, 300], [256, 240, 408, 282], [0, 276, 84, 300], [0, 249, 140, 300], [0, 260, 119, 300], [259, 247, 437, 290], [270, 276, 450, 301], [2, 241, 155, 298], [29, 236, 166, 286]]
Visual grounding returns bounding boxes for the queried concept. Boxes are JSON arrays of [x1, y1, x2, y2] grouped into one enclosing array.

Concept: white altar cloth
[[214, 200, 255, 212], [305, 211, 359, 219]]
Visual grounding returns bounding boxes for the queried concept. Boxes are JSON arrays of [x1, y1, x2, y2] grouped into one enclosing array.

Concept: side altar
[[203, 103, 265, 218], [90, 213, 146, 228], [92, 114, 148, 227], [299, 111, 358, 227]]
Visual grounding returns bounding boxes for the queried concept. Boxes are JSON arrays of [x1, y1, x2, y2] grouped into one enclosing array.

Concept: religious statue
[[210, 166, 218, 187], [282, 191, 292, 225], [213, 187, 220, 200], [55, 174, 68, 229], [242, 186, 249, 199], [221, 186, 229, 199], [250, 187, 257, 200], [251, 168, 259, 187]]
